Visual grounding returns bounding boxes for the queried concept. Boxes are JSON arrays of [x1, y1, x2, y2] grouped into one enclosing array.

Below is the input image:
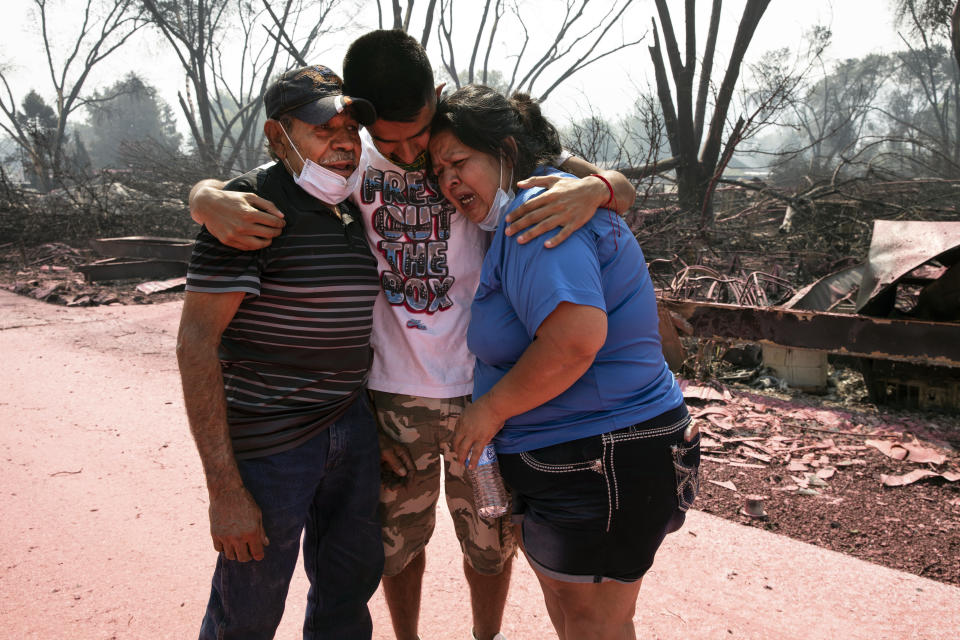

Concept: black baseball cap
[[264, 65, 376, 126]]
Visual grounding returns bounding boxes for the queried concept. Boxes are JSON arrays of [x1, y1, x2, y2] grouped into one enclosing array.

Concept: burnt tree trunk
[[647, 0, 771, 227]]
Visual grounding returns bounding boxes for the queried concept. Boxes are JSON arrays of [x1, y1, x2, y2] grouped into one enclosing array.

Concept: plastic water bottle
[[467, 443, 510, 519]]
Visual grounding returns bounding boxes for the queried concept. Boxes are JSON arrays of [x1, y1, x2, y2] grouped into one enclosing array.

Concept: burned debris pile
[[1, 237, 189, 306], [645, 199, 960, 413]]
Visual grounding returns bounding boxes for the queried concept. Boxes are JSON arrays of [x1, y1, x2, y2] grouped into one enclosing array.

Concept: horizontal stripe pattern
[[185, 164, 378, 459]]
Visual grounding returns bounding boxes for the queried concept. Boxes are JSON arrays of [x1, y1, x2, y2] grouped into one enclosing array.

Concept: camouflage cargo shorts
[[370, 390, 516, 577]]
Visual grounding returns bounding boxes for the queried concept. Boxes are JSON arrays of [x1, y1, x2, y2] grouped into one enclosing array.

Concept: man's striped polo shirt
[[185, 162, 379, 459]]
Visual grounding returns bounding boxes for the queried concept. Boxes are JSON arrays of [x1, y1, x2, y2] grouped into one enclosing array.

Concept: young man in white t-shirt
[[189, 30, 636, 640]]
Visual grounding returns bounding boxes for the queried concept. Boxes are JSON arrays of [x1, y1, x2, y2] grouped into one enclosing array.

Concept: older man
[[176, 65, 382, 640]]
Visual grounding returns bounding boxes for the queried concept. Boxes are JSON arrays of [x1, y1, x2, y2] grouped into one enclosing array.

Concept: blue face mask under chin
[[478, 154, 514, 231]]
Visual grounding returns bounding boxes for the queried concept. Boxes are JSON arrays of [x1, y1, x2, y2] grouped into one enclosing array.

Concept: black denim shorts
[[498, 404, 699, 583]]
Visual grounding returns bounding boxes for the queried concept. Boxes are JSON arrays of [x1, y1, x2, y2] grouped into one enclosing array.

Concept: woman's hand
[[453, 303, 607, 468], [452, 399, 505, 470]]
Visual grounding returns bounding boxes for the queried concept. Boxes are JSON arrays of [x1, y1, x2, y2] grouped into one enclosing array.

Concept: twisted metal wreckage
[[657, 220, 960, 410]]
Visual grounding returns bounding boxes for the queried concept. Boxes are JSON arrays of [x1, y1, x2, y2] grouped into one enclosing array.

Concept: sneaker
[[471, 633, 507, 640]]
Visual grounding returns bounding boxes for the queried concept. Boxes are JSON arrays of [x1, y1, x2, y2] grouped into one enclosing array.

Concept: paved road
[[1, 289, 957, 640]]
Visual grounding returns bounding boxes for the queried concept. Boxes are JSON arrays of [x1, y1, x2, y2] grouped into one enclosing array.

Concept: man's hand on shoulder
[[189, 179, 286, 251], [504, 174, 604, 248], [503, 158, 635, 249]]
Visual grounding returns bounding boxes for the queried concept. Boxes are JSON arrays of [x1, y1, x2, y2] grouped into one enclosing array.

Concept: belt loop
[[608, 435, 619, 513], [601, 433, 613, 533]]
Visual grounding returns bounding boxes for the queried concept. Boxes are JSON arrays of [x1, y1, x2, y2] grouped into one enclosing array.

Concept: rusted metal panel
[[77, 258, 188, 282], [660, 299, 960, 368], [90, 236, 194, 262], [856, 221, 960, 314], [657, 305, 686, 371], [785, 264, 864, 312]]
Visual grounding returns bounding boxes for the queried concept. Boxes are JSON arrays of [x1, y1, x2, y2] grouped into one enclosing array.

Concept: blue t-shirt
[[468, 167, 683, 453]]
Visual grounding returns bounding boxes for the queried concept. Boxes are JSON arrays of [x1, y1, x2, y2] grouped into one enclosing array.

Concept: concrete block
[[762, 345, 828, 390]]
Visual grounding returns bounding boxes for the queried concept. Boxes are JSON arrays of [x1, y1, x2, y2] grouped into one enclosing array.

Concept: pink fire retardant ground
[[1, 289, 957, 640]]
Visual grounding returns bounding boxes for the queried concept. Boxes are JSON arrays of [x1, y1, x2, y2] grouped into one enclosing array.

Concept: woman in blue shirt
[[428, 85, 700, 640]]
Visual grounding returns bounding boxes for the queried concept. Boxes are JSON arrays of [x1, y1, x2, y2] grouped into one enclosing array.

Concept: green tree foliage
[[81, 72, 181, 168], [15, 91, 58, 187], [18, 91, 57, 130]]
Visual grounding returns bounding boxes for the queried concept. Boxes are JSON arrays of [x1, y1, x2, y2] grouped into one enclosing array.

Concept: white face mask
[[477, 155, 514, 231], [280, 124, 361, 204]]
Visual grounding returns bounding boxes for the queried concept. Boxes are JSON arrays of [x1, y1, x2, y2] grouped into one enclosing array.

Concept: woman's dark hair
[[342, 30, 435, 122], [431, 85, 562, 179]]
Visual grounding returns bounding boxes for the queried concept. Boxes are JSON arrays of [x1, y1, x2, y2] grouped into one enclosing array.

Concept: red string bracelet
[[589, 173, 617, 211], [589, 173, 621, 250]]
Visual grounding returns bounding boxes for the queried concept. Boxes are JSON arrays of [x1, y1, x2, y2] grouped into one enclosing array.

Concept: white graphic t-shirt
[[354, 129, 489, 398]]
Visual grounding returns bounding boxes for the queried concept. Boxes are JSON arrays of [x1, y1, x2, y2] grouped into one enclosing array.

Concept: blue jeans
[[198, 394, 384, 640]]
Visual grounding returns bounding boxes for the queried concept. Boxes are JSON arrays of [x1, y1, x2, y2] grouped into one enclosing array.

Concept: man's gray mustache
[[321, 151, 356, 164]]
